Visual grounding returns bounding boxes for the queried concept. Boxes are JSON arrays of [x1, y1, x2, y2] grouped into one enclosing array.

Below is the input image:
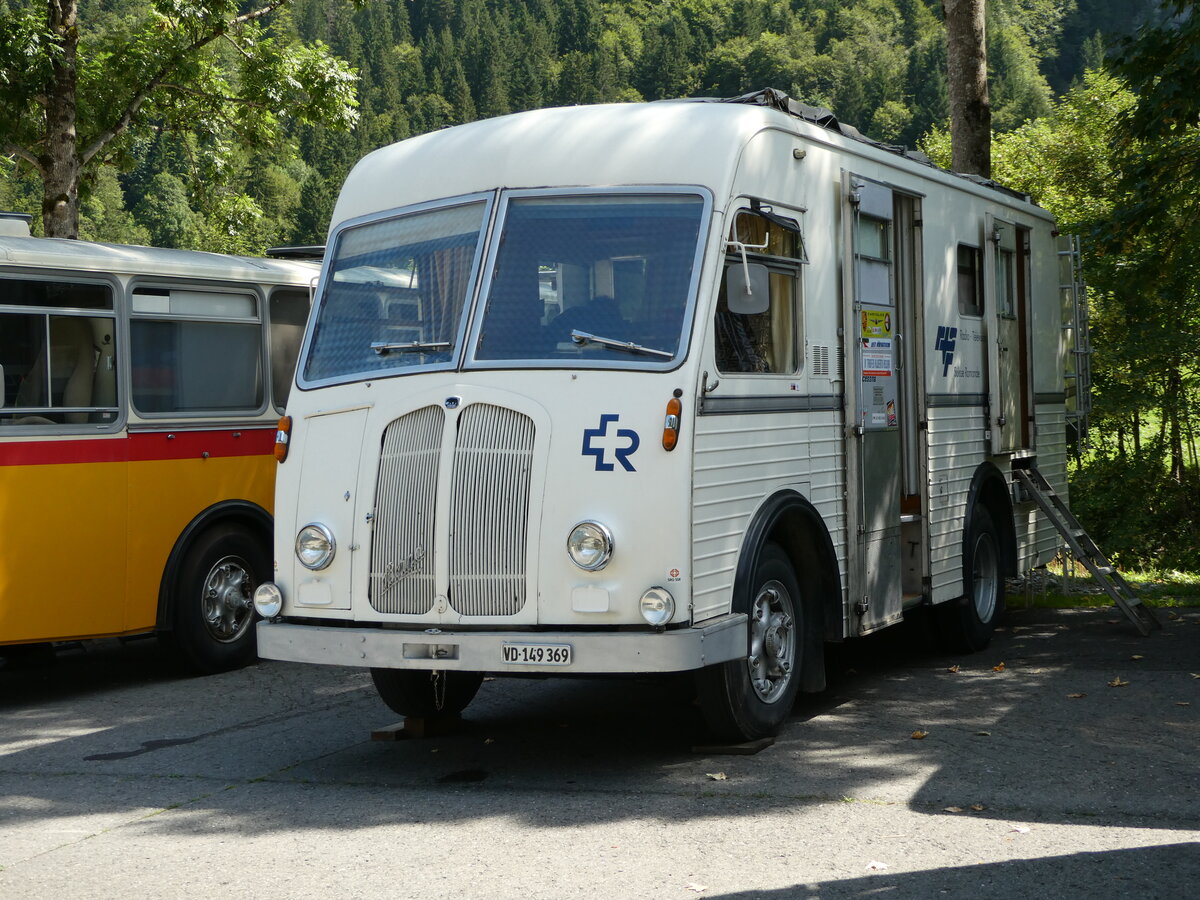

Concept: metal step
[[1013, 466, 1161, 636]]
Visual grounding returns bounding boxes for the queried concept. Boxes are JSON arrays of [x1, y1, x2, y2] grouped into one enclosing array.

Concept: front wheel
[[696, 542, 803, 742], [161, 523, 266, 674], [371, 669, 484, 719], [937, 504, 1004, 652]]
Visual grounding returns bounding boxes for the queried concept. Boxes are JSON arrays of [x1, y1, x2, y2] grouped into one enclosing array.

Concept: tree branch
[[79, 0, 291, 166], [159, 82, 269, 109], [2, 142, 43, 173]]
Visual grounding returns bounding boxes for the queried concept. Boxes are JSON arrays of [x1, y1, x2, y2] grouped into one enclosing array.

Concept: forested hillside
[[0, 0, 1155, 251]]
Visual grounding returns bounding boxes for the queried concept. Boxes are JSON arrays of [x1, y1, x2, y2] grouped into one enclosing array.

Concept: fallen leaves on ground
[[911, 730, 929, 740], [975, 731, 991, 736], [1131, 654, 1145, 661], [705, 772, 727, 781], [684, 882, 707, 893], [944, 806, 964, 813], [992, 662, 1006, 672], [865, 861, 889, 871], [1009, 825, 1031, 834], [1108, 677, 1130, 687], [948, 665, 960, 673], [1067, 692, 1087, 699], [970, 804, 986, 811]]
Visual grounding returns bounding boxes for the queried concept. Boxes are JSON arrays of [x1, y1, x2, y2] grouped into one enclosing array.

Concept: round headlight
[[253, 582, 283, 618], [567, 521, 614, 571], [640, 587, 676, 627], [295, 523, 336, 570]]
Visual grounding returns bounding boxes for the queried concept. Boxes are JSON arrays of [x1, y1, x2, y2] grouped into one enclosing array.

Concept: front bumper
[[256, 614, 747, 674]]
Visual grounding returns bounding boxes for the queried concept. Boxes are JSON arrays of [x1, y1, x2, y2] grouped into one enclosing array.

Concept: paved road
[[1, 606, 1197, 899]]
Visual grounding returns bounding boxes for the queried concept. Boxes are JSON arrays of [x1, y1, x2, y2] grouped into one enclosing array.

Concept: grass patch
[[1007, 562, 1200, 608]]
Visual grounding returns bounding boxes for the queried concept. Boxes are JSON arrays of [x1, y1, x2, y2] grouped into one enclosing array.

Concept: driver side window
[[715, 209, 804, 374]]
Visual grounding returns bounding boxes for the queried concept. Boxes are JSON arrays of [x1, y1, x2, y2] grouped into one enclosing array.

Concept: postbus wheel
[[936, 504, 1004, 653], [370, 668, 484, 719], [164, 523, 267, 674], [696, 542, 803, 743]]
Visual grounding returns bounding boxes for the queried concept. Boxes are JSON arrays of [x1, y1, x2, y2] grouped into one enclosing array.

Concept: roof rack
[[704, 88, 1031, 203]]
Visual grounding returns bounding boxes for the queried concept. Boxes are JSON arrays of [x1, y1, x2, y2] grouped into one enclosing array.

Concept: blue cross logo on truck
[[583, 414, 640, 472], [935, 325, 958, 376]]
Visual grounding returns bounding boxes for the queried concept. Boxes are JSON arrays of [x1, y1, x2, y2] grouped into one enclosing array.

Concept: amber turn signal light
[[273, 416, 292, 462], [662, 394, 683, 451]]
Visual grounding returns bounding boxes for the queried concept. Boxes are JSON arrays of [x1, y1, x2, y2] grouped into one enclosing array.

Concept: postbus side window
[[130, 289, 263, 414], [715, 209, 804, 374], [0, 278, 118, 427], [269, 289, 311, 409]]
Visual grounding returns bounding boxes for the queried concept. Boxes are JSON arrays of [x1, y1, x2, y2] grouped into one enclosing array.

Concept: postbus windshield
[[301, 191, 706, 384]]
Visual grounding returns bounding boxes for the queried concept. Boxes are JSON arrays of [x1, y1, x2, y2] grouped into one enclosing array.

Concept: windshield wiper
[[570, 330, 673, 359], [370, 340, 452, 356]]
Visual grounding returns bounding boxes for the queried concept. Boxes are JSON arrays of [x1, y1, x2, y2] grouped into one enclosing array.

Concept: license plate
[[501, 642, 573, 666]]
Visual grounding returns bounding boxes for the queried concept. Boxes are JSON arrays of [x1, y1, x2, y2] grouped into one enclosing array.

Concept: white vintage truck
[[253, 90, 1088, 740]]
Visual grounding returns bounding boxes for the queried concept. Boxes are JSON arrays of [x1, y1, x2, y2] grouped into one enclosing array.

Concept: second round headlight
[[295, 523, 336, 570], [566, 521, 613, 571]]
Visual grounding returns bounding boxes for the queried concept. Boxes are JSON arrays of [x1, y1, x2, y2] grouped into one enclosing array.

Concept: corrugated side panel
[[691, 412, 843, 622], [1019, 405, 1069, 569], [369, 405, 442, 614], [449, 403, 534, 617], [802, 412, 849, 631], [927, 405, 987, 602]]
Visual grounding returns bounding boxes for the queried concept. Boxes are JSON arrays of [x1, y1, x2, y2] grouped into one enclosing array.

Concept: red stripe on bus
[[0, 428, 275, 467]]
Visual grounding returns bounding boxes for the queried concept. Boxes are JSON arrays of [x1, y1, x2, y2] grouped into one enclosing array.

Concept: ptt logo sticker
[[582, 414, 640, 472], [934, 325, 958, 376], [667, 567, 683, 583]]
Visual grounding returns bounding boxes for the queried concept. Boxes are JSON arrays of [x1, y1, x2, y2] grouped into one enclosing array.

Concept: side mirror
[[725, 262, 770, 315]]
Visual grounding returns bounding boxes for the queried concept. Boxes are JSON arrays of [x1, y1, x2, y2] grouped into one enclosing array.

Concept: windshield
[[302, 200, 487, 383], [474, 193, 706, 363]]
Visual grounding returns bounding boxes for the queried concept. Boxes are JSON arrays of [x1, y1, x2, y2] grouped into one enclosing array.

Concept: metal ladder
[[1013, 465, 1161, 635]]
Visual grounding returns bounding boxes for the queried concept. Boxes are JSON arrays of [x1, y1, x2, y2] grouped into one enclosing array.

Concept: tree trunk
[[41, 0, 83, 239], [1168, 367, 1184, 483], [943, 0, 991, 178]]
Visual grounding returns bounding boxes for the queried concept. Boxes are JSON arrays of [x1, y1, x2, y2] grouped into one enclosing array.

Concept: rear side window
[[957, 244, 983, 317], [131, 289, 263, 414]]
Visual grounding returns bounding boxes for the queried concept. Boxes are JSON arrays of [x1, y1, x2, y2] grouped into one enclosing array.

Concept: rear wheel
[[697, 542, 803, 742], [937, 504, 1004, 652], [162, 523, 266, 674], [370, 669, 484, 719]]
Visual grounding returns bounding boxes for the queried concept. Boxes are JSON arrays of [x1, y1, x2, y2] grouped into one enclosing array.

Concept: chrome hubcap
[[202, 555, 255, 643], [972, 532, 999, 623], [747, 581, 795, 703]]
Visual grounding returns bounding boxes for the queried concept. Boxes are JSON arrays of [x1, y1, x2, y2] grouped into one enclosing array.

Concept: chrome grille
[[449, 404, 534, 616], [369, 405, 442, 614]]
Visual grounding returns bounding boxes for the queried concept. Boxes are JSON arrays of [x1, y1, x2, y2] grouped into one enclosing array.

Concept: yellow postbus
[[0, 214, 318, 672]]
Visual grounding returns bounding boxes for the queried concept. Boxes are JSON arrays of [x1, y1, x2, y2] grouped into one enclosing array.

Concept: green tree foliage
[[0, 0, 358, 240], [0, 0, 1151, 250]]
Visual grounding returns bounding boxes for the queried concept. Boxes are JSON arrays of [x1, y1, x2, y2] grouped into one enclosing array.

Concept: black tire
[[161, 523, 266, 674], [696, 542, 803, 742], [371, 668, 484, 719], [937, 504, 1004, 653]]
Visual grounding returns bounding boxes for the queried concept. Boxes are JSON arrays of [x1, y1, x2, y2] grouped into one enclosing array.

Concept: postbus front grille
[[449, 404, 534, 616], [369, 405, 441, 614], [369, 402, 534, 617]]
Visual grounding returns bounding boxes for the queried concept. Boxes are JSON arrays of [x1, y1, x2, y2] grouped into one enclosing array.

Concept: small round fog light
[[639, 586, 675, 627], [253, 582, 283, 618], [567, 521, 613, 571], [296, 523, 335, 570]]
